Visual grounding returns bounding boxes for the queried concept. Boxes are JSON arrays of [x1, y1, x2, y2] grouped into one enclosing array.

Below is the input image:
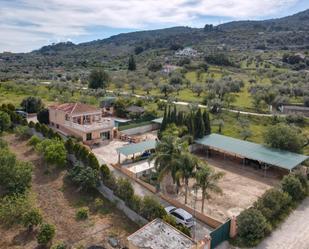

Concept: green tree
[[21, 96, 44, 113], [281, 174, 306, 201], [88, 69, 110, 89], [194, 163, 224, 213], [36, 139, 67, 167], [128, 55, 136, 71], [22, 208, 43, 232], [254, 189, 291, 223], [202, 110, 211, 135], [0, 111, 11, 133], [68, 164, 99, 191], [37, 223, 56, 246], [178, 153, 198, 204], [115, 178, 134, 204], [150, 135, 189, 191], [237, 208, 270, 247], [141, 196, 166, 221], [37, 108, 50, 124], [264, 124, 304, 153], [194, 109, 205, 139], [0, 194, 31, 227]]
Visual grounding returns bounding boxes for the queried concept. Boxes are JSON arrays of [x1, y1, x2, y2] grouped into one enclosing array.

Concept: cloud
[[0, 0, 302, 52]]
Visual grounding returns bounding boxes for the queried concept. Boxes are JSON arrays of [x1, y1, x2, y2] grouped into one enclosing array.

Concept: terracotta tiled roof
[[49, 103, 100, 114]]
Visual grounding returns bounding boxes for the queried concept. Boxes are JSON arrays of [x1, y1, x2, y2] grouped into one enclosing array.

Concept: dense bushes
[[67, 164, 99, 191], [236, 173, 308, 247], [21, 96, 44, 113], [36, 139, 67, 167], [237, 208, 271, 247], [37, 223, 56, 246], [0, 147, 33, 196]]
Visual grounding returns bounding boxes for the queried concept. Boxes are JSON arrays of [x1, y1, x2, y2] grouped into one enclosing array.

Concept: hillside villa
[[48, 103, 115, 145]]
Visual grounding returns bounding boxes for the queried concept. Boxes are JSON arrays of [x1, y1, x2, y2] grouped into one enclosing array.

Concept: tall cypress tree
[[159, 107, 167, 137], [194, 109, 205, 138], [128, 55, 136, 71], [203, 110, 211, 135], [171, 105, 177, 124]]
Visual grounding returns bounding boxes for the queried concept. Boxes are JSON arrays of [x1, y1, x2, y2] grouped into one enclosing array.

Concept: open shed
[[195, 134, 308, 174], [116, 140, 157, 163]]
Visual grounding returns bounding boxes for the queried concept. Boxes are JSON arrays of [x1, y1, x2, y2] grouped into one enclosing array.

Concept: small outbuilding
[[127, 218, 198, 249]]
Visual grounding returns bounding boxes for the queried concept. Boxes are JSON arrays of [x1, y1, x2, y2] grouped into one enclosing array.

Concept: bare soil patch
[[167, 154, 279, 222], [0, 134, 138, 249]]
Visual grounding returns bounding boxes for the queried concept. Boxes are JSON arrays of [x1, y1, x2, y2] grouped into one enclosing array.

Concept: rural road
[[106, 90, 276, 117]]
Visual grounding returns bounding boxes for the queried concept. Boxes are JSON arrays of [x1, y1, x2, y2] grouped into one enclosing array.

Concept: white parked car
[[165, 206, 195, 228]]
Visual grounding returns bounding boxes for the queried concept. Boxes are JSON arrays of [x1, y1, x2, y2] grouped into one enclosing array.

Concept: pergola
[[195, 134, 308, 174], [116, 140, 157, 164]]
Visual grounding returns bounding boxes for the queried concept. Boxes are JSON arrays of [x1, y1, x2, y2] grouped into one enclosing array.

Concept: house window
[[65, 114, 70, 121], [100, 131, 110, 140], [86, 133, 92, 141], [56, 124, 59, 129]]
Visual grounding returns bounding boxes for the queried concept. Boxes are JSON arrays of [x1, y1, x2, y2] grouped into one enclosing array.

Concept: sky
[[0, 0, 308, 53]]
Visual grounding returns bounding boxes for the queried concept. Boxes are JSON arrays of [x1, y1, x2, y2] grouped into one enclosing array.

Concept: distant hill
[[1, 9, 309, 79]]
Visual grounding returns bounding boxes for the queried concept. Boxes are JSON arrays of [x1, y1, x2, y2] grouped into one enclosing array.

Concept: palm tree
[[178, 152, 198, 204], [194, 163, 224, 213], [149, 135, 189, 193]]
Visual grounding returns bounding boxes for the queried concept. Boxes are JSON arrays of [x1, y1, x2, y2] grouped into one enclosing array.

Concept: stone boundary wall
[[98, 183, 148, 226]]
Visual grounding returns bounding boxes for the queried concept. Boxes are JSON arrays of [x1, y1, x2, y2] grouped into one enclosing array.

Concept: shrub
[[28, 135, 41, 146], [15, 125, 31, 140], [0, 194, 31, 227], [254, 189, 291, 224], [28, 120, 35, 128], [34, 122, 41, 132], [93, 198, 104, 212], [0, 138, 8, 149], [22, 208, 43, 231], [87, 153, 100, 170], [140, 196, 166, 221], [114, 178, 134, 204], [100, 164, 111, 180], [68, 164, 99, 191], [104, 174, 117, 191], [281, 174, 306, 201], [51, 242, 67, 249], [237, 208, 270, 247], [36, 139, 67, 167], [163, 214, 191, 237], [0, 111, 11, 133], [76, 207, 89, 220], [37, 223, 56, 245], [65, 138, 74, 154], [127, 195, 142, 214]]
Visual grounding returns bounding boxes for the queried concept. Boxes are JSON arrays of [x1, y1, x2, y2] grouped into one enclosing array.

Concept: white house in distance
[[48, 103, 115, 145], [175, 47, 199, 57]]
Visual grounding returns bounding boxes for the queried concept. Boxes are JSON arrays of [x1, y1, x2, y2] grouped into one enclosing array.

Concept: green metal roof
[[152, 117, 163, 124], [116, 140, 157, 156], [195, 134, 308, 171]]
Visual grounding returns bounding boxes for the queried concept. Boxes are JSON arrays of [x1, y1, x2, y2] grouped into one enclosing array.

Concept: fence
[[98, 183, 148, 226], [209, 219, 231, 249]]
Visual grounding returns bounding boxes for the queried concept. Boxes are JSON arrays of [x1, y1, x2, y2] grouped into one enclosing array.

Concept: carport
[[195, 134, 308, 175], [116, 140, 157, 164]]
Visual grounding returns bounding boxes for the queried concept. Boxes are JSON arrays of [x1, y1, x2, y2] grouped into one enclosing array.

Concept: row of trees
[[236, 173, 308, 247], [160, 105, 211, 139]]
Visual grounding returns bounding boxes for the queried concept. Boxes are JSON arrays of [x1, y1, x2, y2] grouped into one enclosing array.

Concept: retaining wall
[[121, 124, 155, 135]]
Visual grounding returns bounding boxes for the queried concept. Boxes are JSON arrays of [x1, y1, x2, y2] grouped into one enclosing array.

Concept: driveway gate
[[209, 219, 231, 249]]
